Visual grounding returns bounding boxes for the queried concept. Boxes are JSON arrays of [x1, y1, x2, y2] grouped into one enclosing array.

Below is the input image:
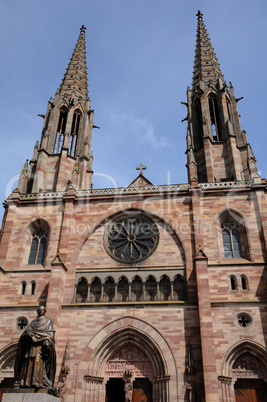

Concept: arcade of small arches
[[74, 274, 186, 303]]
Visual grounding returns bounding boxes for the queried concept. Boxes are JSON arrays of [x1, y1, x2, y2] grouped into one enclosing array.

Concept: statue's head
[[37, 305, 46, 316]]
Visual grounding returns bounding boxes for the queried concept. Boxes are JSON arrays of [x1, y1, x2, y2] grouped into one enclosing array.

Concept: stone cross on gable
[[136, 163, 147, 176]]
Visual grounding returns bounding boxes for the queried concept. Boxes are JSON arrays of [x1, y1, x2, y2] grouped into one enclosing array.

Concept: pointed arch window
[[173, 275, 186, 301], [76, 277, 88, 302], [103, 277, 115, 302], [209, 95, 222, 141], [222, 220, 242, 259], [117, 277, 129, 302], [54, 108, 68, 153], [91, 277, 101, 302], [193, 98, 204, 150], [145, 276, 157, 301], [69, 110, 81, 157], [131, 276, 143, 302], [226, 98, 232, 123], [159, 275, 171, 301], [28, 229, 48, 265]]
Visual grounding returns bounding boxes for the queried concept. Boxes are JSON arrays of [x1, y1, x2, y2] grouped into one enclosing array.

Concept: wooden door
[[235, 379, 267, 402], [132, 378, 152, 402]]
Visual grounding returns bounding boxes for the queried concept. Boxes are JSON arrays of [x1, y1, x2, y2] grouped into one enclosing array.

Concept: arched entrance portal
[[105, 344, 153, 402], [77, 317, 177, 401], [233, 352, 267, 401], [0, 343, 17, 401], [220, 340, 267, 401]]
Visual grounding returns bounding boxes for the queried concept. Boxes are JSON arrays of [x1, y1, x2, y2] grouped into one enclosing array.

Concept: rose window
[[104, 214, 159, 263]]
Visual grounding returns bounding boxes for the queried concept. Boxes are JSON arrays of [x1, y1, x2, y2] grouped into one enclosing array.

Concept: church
[[0, 10, 267, 402]]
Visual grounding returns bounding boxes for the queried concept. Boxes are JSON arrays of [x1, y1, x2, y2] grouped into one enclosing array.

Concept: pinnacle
[[59, 26, 89, 101], [247, 143, 256, 162], [192, 11, 224, 86]]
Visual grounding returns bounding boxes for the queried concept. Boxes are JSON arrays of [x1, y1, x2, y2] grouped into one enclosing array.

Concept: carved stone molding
[[218, 376, 232, 384], [104, 344, 154, 381], [232, 352, 266, 379], [154, 375, 170, 383], [83, 375, 104, 384]]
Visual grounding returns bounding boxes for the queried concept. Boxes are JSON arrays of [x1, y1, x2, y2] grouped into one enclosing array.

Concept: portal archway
[[0, 343, 17, 400], [105, 344, 153, 402], [220, 340, 267, 401], [75, 317, 177, 401]]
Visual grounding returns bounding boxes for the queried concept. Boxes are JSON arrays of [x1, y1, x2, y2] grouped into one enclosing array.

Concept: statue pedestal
[[2, 390, 60, 401]]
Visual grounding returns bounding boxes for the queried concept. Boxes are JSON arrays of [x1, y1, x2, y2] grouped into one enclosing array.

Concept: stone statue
[[124, 378, 133, 402], [14, 305, 57, 394]]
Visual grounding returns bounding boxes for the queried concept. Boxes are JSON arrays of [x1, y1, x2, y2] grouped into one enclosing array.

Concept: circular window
[[104, 214, 159, 263], [236, 313, 252, 328], [16, 317, 29, 332]]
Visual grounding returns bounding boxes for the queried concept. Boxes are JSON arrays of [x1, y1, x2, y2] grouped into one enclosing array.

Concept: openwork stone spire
[[193, 11, 224, 86], [59, 25, 88, 100]]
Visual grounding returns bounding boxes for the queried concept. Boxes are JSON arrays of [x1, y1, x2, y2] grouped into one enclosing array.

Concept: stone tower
[[17, 25, 94, 195], [186, 11, 258, 184]]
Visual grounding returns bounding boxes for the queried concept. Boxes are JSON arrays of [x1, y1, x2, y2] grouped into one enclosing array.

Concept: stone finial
[[247, 143, 256, 162], [80, 25, 87, 33], [21, 159, 29, 175]]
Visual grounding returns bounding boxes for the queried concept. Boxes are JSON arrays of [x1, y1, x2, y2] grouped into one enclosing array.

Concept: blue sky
[[0, 0, 266, 219]]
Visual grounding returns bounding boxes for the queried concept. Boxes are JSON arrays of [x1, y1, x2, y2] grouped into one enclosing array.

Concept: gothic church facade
[[0, 11, 267, 402]]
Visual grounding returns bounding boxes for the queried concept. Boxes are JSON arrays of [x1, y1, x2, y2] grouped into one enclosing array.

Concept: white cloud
[[109, 112, 169, 150]]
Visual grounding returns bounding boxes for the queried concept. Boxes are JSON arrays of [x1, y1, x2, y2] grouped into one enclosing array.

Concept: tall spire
[[185, 11, 259, 184], [193, 11, 224, 87], [25, 26, 94, 194], [59, 25, 89, 101]]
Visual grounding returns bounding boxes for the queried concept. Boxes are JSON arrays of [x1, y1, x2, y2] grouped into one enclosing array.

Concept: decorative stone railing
[[11, 180, 253, 201], [17, 183, 190, 200], [199, 180, 252, 189]]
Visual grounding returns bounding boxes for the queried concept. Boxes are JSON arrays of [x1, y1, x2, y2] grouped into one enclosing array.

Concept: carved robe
[[15, 315, 56, 392]]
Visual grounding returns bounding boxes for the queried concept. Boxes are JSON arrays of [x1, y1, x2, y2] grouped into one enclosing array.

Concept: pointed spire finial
[[193, 11, 224, 86], [59, 26, 89, 101], [196, 10, 203, 19]]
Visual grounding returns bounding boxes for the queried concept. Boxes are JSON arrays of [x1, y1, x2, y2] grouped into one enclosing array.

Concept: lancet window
[[76, 277, 88, 302], [222, 220, 242, 259], [28, 229, 48, 265], [209, 95, 222, 141], [54, 108, 68, 153], [193, 98, 204, 150], [69, 110, 81, 157]]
